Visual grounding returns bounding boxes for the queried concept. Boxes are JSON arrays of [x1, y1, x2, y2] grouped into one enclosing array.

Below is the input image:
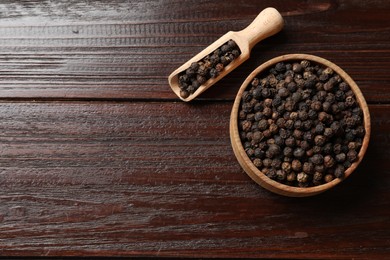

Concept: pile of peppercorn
[[178, 40, 241, 99], [238, 60, 365, 187]]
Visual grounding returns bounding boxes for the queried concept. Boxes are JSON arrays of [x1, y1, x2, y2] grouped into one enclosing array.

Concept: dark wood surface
[[0, 0, 389, 258]]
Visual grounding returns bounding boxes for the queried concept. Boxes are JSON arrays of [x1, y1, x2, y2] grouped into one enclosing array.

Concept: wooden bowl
[[230, 54, 371, 197]]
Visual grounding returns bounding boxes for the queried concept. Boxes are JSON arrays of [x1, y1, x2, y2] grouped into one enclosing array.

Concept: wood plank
[[0, 101, 388, 257], [0, 0, 388, 101]]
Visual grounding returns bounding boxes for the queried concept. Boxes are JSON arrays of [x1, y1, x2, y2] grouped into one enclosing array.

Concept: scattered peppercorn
[[178, 40, 241, 98], [238, 60, 365, 187]]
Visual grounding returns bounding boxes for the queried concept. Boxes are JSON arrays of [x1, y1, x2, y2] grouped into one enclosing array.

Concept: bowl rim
[[230, 53, 371, 197]]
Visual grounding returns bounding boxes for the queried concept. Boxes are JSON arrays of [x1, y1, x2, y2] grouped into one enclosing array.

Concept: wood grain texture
[[0, 0, 388, 101], [0, 102, 389, 257]]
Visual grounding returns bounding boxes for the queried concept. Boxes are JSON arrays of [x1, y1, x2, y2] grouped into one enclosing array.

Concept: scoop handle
[[237, 7, 284, 50]]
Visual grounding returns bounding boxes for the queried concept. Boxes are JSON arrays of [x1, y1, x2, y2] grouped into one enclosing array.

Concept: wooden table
[[0, 0, 389, 258]]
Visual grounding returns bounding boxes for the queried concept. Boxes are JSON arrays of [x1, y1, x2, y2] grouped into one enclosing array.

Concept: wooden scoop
[[168, 7, 284, 102]]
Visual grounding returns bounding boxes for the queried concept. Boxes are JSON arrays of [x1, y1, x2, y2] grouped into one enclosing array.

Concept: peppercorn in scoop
[[178, 40, 241, 99], [238, 60, 365, 187]]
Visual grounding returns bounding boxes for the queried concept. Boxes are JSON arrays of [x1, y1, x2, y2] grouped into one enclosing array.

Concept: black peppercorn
[[232, 49, 240, 58], [318, 112, 330, 123], [283, 146, 293, 157], [187, 85, 196, 94], [191, 79, 201, 89], [251, 78, 260, 88], [293, 129, 303, 140], [306, 149, 314, 157], [345, 96, 356, 107], [287, 82, 298, 92], [302, 120, 313, 131], [254, 148, 265, 159], [334, 164, 345, 178], [324, 174, 334, 183], [288, 111, 297, 120], [285, 100, 296, 111], [263, 158, 272, 167], [331, 103, 341, 114], [330, 121, 341, 135], [315, 82, 324, 91], [335, 90, 346, 101], [291, 159, 302, 172], [258, 119, 268, 131], [303, 162, 314, 174], [348, 142, 358, 150], [282, 162, 292, 173], [312, 146, 322, 154], [324, 155, 335, 168], [266, 168, 277, 179], [269, 123, 279, 134], [291, 92, 302, 103], [333, 143, 342, 154], [298, 110, 308, 121], [196, 74, 206, 85], [314, 135, 326, 146], [322, 143, 333, 155], [238, 59, 365, 187], [275, 62, 286, 72], [303, 131, 314, 142], [253, 158, 262, 168], [284, 119, 294, 130], [285, 136, 296, 147], [315, 164, 325, 173], [277, 128, 288, 139], [276, 118, 286, 128], [307, 110, 317, 120], [209, 68, 218, 78], [300, 140, 311, 151], [263, 129, 272, 138], [335, 153, 346, 163], [266, 144, 281, 158], [262, 107, 272, 118], [220, 56, 229, 66], [180, 89, 190, 99], [241, 120, 252, 132], [276, 170, 287, 181], [246, 148, 255, 157], [294, 120, 302, 130], [179, 74, 189, 84], [314, 123, 325, 134], [297, 172, 309, 183], [347, 149, 358, 162], [252, 131, 264, 143], [292, 63, 302, 73], [313, 172, 323, 184], [271, 158, 282, 169], [344, 160, 352, 169], [278, 87, 290, 98], [287, 172, 296, 182], [324, 77, 337, 91], [293, 147, 305, 158], [323, 128, 334, 138], [215, 63, 224, 72], [185, 67, 196, 77], [310, 154, 324, 165], [254, 112, 264, 121], [319, 73, 329, 82], [301, 60, 310, 68]]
